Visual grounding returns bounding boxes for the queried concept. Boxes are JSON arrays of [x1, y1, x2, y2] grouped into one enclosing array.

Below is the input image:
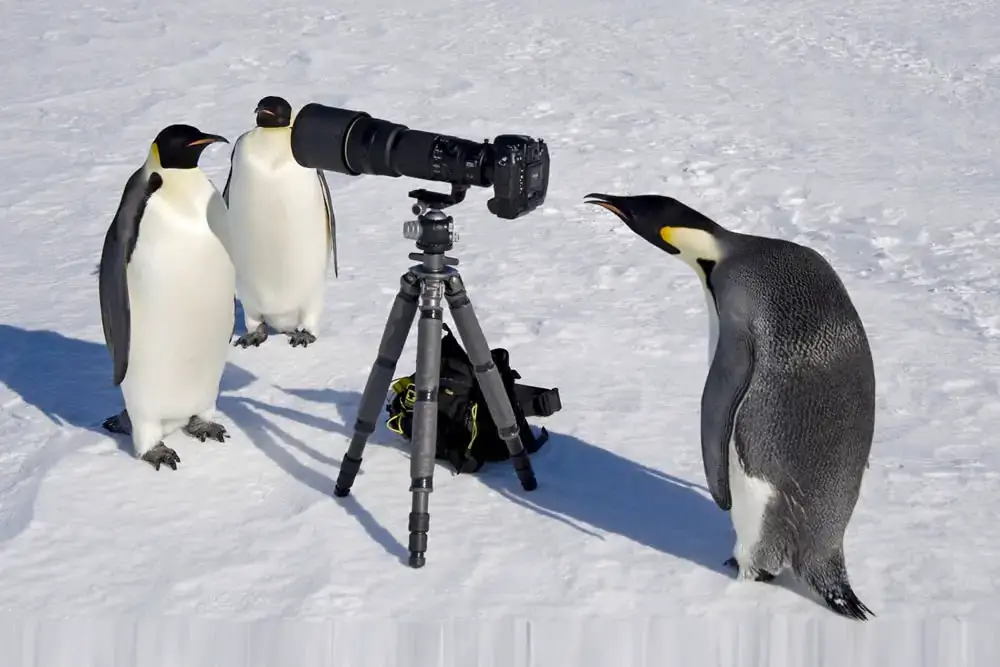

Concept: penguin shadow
[[278, 384, 737, 577], [0, 324, 132, 546], [0, 324, 402, 560], [0, 324, 119, 436], [473, 432, 845, 611], [474, 431, 738, 576], [233, 298, 249, 337]]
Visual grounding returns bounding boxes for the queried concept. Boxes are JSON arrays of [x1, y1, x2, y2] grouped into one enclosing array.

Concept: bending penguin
[[99, 124, 236, 471], [585, 192, 876, 621], [221, 95, 338, 349]]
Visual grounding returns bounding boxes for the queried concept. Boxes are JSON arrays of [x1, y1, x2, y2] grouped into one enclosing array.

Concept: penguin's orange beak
[[187, 133, 229, 147]]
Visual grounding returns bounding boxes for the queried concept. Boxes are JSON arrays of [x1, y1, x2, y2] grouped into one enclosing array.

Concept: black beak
[[255, 107, 290, 128], [187, 133, 229, 147], [584, 192, 680, 255]]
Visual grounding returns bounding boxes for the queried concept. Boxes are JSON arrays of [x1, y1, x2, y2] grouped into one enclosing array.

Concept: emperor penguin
[[99, 124, 236, 471], [585, 192, 876, 621], [220, 95, 338, 349]]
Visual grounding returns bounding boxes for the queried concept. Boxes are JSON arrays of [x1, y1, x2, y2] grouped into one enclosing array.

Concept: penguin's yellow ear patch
[[659, 226, 723, 262], [148, 142, 162, 169]]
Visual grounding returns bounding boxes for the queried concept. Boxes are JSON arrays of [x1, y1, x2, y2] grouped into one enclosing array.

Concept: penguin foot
[[183, 416, 229, 443], [724, 557, 775, 582], [141, 443, 181, 471], [102, 409, 132, 435], [287, 329, 317, 348], [234, 324, 269, 348]]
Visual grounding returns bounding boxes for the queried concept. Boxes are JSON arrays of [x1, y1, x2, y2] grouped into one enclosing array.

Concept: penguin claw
[[141, 443, 180, 471], [287, 330, 316, 347], [724, 557, 775, 582], [183, 417, 229, 443], [234, 330, 268, 348]]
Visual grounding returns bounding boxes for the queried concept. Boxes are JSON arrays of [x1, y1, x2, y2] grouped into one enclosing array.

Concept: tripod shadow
[[217, 382, 407, 561], [279, 379, 736, 575], [278, 387, 401, 449], [475, 430, 736, 576]]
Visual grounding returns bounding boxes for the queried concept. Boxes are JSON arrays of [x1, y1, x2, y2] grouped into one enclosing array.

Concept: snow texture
[[2, 0, 1000, 664]]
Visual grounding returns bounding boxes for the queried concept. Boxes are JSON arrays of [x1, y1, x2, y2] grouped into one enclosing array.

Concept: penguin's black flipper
[[221, 135, 242, 206], [98, 168, 162, 386], [700, 313, 755, 510], [317, 168, 338, 278]]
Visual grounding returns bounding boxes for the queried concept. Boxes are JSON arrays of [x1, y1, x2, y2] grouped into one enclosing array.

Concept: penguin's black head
[[255, 96, 293, 128], [152, 124, 228, 170], [584, 192, 726, 265]]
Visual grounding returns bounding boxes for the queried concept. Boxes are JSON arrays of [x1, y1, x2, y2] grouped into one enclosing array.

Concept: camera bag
[[384, 323, 561, 474]]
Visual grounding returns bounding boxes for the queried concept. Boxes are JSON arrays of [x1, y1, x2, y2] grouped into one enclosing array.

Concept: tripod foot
[[511, 451, 538, 491], [334, 454, 363, 497], [408, 553, 426, 568]]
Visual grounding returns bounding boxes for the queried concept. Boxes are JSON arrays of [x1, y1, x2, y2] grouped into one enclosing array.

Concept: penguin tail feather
[[799, 553, 875, 622], [818, 583, 875, 621]]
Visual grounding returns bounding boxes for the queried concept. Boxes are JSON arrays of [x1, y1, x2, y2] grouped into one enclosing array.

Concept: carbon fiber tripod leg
[[405, 275, 447, 568], [442, 273, 538, 492], [333, 272, 420, 497]]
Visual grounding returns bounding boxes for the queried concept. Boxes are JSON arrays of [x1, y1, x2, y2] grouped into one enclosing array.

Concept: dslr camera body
[[290, 103, 550, 220], [486, 135, 549, 219]]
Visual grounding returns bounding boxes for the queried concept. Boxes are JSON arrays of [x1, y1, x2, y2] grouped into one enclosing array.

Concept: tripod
[[332, 184, 539, 568]]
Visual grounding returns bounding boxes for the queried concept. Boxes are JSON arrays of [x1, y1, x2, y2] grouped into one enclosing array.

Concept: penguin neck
[[247, 126, 295, 164], [664, 227, 726, 283], [143, 149, 215, 221], [665, 229, 724, 366]]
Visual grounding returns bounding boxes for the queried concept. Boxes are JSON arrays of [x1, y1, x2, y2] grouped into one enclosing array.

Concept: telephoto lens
[[289, 101, 551, 220], [290, 103, 493, 186]]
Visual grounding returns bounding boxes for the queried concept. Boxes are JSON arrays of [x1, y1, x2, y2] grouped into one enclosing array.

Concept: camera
[[289, 103, 550, 219]]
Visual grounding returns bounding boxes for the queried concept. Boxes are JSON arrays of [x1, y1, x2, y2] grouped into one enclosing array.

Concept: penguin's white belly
[[226, 160, 329, 320], [120, 201, 235, 423], [727, 402, 777, 568]]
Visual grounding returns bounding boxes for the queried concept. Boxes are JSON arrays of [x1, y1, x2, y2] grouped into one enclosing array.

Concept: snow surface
[[2, 0, 1000, 664]]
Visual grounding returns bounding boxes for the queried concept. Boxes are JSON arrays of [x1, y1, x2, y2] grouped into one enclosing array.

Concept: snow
[[2, 0, 1000, 663]]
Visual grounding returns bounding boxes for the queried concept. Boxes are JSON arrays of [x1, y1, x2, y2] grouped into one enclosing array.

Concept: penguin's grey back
[[715, 234, 875, 541]]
